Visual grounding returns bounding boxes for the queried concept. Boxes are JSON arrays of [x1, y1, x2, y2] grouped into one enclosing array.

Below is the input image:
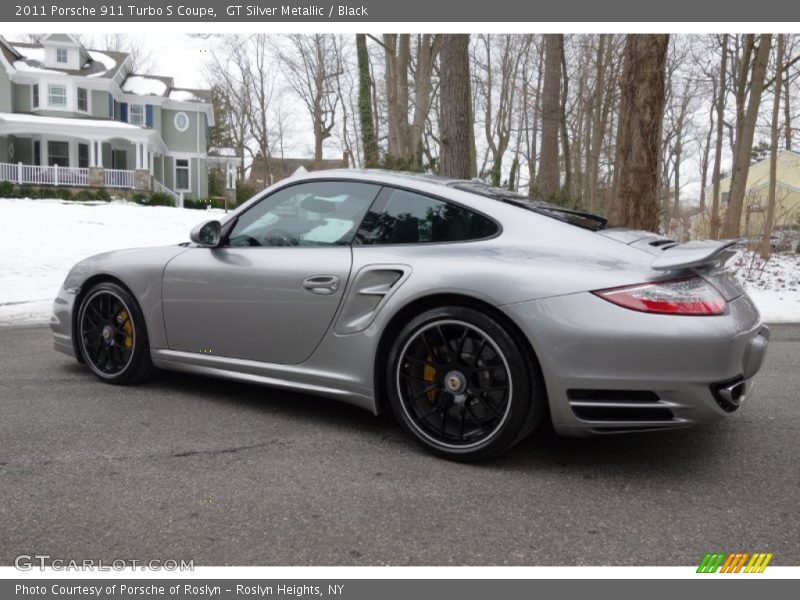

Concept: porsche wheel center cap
[[444, 370, 467, 395], [102, 325, 114, 344]]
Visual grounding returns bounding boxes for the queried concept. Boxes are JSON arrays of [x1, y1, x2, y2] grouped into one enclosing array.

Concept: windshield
[[450, 181, 607, 231]]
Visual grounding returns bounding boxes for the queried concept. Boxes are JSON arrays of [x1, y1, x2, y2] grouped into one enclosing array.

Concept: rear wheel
[[76, 282, 155, 384], [386, 306, 544, 461]]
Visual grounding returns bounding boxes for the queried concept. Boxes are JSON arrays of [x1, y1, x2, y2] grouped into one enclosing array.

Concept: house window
[[56, 48, 68, 63], [174, 111, 189, 132], [47, 141, 69, 167], [129, 104, 144, 126], [77, 88, 88, 112], [48, 84, 67, 108], [78, 144, 89, 169], [175, 159, 190, 191], [33, 141, 41, 166], [32, 84, 39, 108]]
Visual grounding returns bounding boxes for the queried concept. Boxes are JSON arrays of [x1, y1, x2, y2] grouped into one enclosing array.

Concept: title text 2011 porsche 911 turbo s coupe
[[51, 170, 769, 460]]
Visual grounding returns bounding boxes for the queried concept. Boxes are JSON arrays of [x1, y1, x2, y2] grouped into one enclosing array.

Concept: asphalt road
[[1, 324, 798, 566]]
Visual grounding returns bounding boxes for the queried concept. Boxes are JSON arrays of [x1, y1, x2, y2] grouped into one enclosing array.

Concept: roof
[[9, 41, 125, 79], [0, 37, 22, 65], [0, 111, 141, 130], [208, 147, 242, 158], [121, 74, 173, 97], [4, 37, 211, 106], [0, 111, 168, 152], [169, 88, 212, 103]]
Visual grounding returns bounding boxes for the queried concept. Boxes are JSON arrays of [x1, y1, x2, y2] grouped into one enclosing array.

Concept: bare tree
[[710, 34, 729, 239], [538, 34, 563, 198], [521, 38, 544, 196], [379, 34, 440, 169], [97, 34, 154, 73], [760, 34, 785, 258], [204, 37, 253, 181], [722, 34, 772, 238], [356, 34, 380, 167], [280, 34, 344, 164], [474, 35, 528, 186], [439, 35, 474, 178], [616, 34, 670, 232]]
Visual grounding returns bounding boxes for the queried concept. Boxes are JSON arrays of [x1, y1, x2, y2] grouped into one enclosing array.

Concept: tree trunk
[[439, 35, 473, 179], [723, 34, 773, 238], [527, 42, 544, 196], [760, 34, 784, 258], [356, 34, 379, 168], [538, 34, 563, 198], [559, 39, 572, 198], [710, 34, 728, 239], [586, 34, 609, 213], [784, 71, 792, 150], [616, 34, 670, 233]]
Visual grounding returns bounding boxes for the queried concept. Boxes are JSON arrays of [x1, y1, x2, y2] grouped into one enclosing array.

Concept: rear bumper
[[503, 292, 769, 436]]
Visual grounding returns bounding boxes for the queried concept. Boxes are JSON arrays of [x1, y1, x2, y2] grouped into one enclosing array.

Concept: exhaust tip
[[711, 376, 748, 412]]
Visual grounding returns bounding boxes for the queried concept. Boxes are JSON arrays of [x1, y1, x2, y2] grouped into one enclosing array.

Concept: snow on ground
[[0, 198, 797, 325], [0, 198, 222, 326], [732, 250, 800, 323]]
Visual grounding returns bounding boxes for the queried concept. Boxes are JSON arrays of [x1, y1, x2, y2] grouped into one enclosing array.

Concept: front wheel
[[386, 306, 544, 461], [76, 281, 156, 384]]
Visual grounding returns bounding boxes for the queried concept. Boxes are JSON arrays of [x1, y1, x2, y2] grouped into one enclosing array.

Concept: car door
[[162, 180, 381, 365]]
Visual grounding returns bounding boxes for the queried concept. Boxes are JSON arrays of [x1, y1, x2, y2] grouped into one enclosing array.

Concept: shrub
[[0, 180, 15, 197], [17, 185, 35, 199], [94, 188, 111, 201], [236, 182, 258, 206], [208, 169, 224, 198], [148, 192, 175, 207], [182, 198, 205, 210], [74, 189, 98, 201]]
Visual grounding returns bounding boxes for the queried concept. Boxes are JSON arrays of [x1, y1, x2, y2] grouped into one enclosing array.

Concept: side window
[[227, 181, 381, 248], [356, 188, 498, 245]]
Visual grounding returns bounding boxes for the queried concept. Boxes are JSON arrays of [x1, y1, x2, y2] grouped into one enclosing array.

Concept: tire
[[385, 306, 545, 461], [76, 281, 156, 384]]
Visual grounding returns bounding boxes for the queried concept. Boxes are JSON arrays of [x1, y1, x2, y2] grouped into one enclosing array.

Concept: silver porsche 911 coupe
[[51, 170, 769, 460]]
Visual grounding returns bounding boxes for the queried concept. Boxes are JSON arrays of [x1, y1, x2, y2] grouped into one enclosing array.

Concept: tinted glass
[[356, 188, 497, 245], [228, 181, 381, 247]]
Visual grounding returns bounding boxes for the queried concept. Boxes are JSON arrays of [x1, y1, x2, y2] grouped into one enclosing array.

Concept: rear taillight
[[592, 276, 726, 316]]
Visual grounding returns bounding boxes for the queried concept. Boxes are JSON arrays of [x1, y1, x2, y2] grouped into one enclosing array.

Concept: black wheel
[[76, 282, 156, 384], [386, 306, 545, 461]]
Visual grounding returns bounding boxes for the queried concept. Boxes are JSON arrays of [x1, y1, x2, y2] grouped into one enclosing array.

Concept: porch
[[0, 113, 182, 205]]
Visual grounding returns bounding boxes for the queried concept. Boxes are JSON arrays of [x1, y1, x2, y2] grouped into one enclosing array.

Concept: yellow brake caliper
[[118, 310, 133, 349], [423, 354, 437, 402]]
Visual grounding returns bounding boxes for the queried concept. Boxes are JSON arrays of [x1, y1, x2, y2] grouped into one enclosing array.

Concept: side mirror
[[190, 219, 222, 247]]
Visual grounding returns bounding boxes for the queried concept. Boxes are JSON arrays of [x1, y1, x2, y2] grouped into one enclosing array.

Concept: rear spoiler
[[651, 240, 739, 271]]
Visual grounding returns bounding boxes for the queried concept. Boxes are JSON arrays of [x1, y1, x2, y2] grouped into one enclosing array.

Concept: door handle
[[302, 275, 340, 295]]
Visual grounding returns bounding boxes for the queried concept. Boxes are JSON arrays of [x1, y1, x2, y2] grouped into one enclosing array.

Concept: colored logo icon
[[697, 552, 773, 573]]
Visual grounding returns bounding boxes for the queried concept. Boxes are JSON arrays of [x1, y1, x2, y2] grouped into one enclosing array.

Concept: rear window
[[450, 181, 607, 231], [356, 188, 498, 245]]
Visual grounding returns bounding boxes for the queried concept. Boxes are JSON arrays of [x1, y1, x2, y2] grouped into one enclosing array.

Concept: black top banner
[[4, 0, 800, 22]]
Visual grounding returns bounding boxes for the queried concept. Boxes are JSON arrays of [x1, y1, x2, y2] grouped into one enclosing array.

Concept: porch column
[[133, 142, 151, 192], [88, 140, 105, 188], [148, 148, 154, 176]]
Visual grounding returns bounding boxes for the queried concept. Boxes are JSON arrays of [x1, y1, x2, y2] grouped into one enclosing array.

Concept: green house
[[0, 34, 215, 203]]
